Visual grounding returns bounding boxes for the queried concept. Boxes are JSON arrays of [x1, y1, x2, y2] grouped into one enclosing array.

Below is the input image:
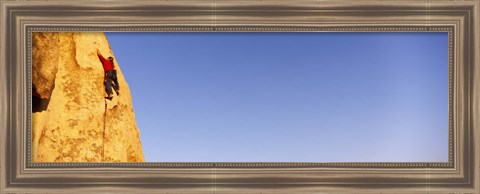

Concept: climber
[[97, 48, 120, 100]]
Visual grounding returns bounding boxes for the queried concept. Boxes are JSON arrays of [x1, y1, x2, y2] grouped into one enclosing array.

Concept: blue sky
[[105, 32, 448, 162]]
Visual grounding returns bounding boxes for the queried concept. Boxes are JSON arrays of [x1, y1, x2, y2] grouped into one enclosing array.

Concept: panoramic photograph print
[[31, 32, 449, 163]]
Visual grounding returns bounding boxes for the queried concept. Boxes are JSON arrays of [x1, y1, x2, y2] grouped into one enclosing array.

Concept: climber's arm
[[96, 49, 106, 62]]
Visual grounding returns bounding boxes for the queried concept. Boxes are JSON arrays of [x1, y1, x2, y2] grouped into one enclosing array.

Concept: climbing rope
[[102, 97, 107, 162]]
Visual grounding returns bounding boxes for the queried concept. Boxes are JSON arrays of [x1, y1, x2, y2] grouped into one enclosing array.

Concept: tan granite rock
[[32, 32, 145, 162]]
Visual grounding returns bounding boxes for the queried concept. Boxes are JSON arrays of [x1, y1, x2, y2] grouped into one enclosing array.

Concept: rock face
[[32, 32, 145, 162]]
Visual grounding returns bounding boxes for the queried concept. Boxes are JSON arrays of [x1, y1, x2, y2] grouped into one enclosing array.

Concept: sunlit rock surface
[[32, 32, 145, 162]]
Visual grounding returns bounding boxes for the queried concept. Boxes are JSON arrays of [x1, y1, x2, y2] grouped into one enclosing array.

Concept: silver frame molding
[[26, 25, 456, 169], [1, 0, 479, 193]]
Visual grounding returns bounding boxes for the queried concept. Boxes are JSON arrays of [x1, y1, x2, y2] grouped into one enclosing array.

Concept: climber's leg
[[104, 79, 108, 94], [112, 70, 119, 90], [105, 71, 114, 97], [112, 70, 120, 95]]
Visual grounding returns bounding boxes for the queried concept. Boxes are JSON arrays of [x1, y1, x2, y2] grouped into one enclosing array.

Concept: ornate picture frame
[[1, 0, 479, 193]]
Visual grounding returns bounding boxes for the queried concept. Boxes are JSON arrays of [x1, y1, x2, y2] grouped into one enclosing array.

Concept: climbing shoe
[[105, 94, 113, 100]]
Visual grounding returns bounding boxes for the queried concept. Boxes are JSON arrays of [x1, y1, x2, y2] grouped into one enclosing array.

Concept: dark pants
[[105, 70, 119, 95]]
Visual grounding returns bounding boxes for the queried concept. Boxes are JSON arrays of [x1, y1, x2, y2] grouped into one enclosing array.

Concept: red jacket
[[98, 53, 115, 72]]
